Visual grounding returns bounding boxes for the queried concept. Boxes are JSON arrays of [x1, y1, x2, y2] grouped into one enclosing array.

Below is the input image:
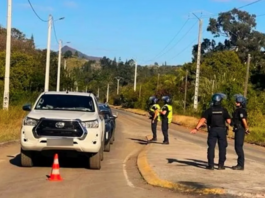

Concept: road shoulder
[[137, 135, 226, 196]]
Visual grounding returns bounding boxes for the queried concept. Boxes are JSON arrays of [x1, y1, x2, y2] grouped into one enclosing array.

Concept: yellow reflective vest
[[149, 104, 160, 119], [158, 104, 173, 123]]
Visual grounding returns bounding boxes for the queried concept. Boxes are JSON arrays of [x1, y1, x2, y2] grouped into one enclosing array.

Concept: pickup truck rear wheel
[[100, 139, 104, 161], [20, 148, 33, 167], [104, 140, 110, 152], [110, 130, 115, 144]]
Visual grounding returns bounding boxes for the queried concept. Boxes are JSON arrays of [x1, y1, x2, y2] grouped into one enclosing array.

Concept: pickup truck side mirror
[[113, 112, 118, 118], [22, 104, 32, 111]]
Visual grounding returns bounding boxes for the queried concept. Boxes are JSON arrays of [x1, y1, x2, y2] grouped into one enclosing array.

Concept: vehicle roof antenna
[[66, 89, 69, 94]]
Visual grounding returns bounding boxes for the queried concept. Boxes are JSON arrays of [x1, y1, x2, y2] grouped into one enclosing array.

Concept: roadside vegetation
[[0, 9, 265, 146]]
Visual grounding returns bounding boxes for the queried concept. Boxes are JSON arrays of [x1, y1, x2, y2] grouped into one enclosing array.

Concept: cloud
[[16, 3, 54, 12], [63, 1, 78, 8]]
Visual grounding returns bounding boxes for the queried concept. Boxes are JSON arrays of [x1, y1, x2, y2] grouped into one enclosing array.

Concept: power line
[[165, 1, 264, 64], [154, 20, 197, 60], [198, 0, 264, 19], [146, 18, 190, 62], [168, 30, 207, 61], [27, 0, 48, 22], [169, 38, 196, 60], [237, 0, 263, 9], [52, 17, 59, 44]]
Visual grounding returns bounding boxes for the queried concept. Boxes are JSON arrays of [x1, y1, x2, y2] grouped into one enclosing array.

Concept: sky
[[0, 0, 265, 66]]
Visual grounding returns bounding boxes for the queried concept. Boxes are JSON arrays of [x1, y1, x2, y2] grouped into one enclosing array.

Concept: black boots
[[218, 165, 225, 170], [232, 165, 244, 170], [149, 137, 157, 142], [206, 165, 225, 170], [206, 165, 214, 170], [162, 140, 169, 144]]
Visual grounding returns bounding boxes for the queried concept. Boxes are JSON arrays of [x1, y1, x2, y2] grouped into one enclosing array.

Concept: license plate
[[47, 138, 73, 146]]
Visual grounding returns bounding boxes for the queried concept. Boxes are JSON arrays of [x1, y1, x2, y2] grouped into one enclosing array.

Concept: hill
[[61, 45, 102, 61]]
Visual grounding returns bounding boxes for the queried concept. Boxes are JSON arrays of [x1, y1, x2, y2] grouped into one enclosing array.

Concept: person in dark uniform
[[190, 93, 231, 170], [159, 96, 173, 145], [231, 94, 249, 170], [148, 96, 160, 141]]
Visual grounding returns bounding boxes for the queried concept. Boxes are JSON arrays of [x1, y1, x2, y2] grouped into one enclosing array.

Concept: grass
[[0, 106, 27, 143], [111, 105, 265, 147]]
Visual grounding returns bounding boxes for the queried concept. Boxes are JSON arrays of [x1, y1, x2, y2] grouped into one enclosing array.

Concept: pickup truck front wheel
[[20, 148, 33, 167], [88, 143, 103, 170]]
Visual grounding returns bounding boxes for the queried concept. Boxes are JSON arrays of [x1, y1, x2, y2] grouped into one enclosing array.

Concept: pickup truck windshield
[[34, 94, 95, 112]]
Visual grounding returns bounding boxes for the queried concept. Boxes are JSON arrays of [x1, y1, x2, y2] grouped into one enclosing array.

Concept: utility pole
[[134, 60, 137, 91], [97, 87, 99, 98], [3, 0, 12, 110], [117, 78, 120, 95], [211, 80, 215, 95], [184, 70, 188, 113], [74, 81, 78, 92], [139, 84, 142, 98], [193, 13, 203, 110], [244, 54, 251, 98], [56, 39, 62, 91], [115, 76, 122, 95], [106, 83, 109, 103], [44, 14, 52, 92], [157, 73, 160, 90]]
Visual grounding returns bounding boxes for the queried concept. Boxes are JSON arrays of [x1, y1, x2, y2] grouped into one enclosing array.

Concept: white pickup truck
[[20, 91, 105, 170]]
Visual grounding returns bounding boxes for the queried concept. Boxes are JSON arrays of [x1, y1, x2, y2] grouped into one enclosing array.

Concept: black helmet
[[149, 96, 158, 104], [234, 94, 247, 107], [211, 93, 226, 106], [162, 96, 171, 104]]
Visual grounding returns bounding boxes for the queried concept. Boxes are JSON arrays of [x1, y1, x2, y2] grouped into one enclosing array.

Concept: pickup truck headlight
[[82, 119, 99, 128], [23, 117, 38, 126]]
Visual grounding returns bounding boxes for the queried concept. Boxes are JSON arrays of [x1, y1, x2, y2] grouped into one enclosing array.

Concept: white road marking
[[123, 149, 137, 188]]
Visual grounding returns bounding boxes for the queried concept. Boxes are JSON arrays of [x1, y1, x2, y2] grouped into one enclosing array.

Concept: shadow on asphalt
[[128, 138, 148, 145], [128, 138, 165, 145], [166, 158, 231, 170], [9, 154, 92, 169]]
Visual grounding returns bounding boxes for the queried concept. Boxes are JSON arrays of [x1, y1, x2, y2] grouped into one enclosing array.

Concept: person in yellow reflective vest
[[148, 96, 160, 141], [159, 96, 173, 144]]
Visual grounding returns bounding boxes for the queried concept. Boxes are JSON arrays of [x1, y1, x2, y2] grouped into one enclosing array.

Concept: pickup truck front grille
[[33, 118, 86, 138]]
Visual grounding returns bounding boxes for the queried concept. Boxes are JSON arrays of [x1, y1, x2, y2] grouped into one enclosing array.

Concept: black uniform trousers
[[207, 127, 228, 167], [234, 128, 245, 167], [151, 118, 158, 139], [161, 118, 169, 142]]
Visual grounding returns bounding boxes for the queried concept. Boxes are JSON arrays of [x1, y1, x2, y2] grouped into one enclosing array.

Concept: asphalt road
[[116, 109, 265, 163], [1, 109, 262, 198], [0, 109, 198, 198]]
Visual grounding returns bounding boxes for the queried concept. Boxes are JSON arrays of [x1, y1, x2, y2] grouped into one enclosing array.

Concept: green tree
[[64, 50, 72, 58], [207, 8, 265, 61]]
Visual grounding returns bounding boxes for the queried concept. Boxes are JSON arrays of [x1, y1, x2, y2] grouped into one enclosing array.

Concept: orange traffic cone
[[48, 153, 63, 181]]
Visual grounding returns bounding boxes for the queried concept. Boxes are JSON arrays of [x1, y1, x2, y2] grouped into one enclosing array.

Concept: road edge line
[[136, 135, 226, 195]]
